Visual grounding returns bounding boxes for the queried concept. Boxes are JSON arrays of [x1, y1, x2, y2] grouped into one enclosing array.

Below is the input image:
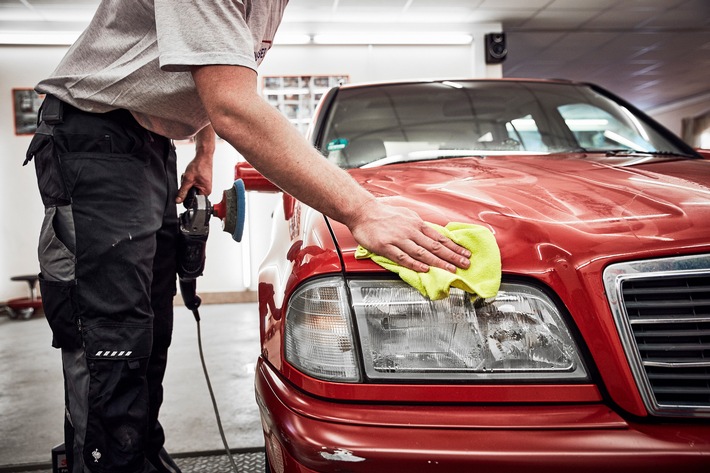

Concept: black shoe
[[149, 447, 182, 473]]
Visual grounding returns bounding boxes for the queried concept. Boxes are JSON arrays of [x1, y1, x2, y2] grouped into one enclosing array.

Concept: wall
[[1, 47, 66, 301], [648, 93, 710, 140], [0, 41, 498, 300]]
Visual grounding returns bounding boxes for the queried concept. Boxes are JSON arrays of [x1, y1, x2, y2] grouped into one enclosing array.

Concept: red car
[[240, 79, 710, 472]]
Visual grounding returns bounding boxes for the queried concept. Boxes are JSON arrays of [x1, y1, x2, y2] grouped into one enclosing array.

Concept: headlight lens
[[285, 277, 360, 382], [351, 280, 587, 381], [285, 277, 587, 382]]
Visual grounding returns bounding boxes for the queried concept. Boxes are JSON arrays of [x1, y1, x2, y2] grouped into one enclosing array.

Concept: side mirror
[[234, 162, 280, 192]]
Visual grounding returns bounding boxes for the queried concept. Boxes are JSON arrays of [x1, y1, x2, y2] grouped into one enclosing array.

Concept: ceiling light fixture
[[0, 30, 473, 47], [273, 33, 312, 45], [0, 30, 81, 46], [313, 32, 473, 45]]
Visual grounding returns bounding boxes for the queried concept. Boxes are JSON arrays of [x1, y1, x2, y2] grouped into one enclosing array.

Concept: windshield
[[318, 80, 689, 169]]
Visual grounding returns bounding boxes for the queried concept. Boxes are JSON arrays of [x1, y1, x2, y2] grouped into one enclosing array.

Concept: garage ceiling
[[1, 0, 709, 113]]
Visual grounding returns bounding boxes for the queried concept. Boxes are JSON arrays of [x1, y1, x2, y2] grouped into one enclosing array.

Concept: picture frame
[[261, 74, 349, 134]]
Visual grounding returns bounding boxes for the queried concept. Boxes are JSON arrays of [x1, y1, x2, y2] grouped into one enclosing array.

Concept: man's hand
[[176, 124, 215, 203], [348, 200, 471, 273]]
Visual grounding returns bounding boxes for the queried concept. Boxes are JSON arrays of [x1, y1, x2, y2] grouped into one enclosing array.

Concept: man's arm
[[176, 124, 216, 203], [191, 65, 471, 273]]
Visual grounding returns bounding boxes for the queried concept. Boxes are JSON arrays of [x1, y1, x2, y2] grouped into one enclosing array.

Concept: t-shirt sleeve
[[154, 0, 257, 72]]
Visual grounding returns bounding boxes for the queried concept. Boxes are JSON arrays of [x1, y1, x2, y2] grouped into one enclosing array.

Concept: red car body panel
[[241, 80, 710, 471], [257, 359, 710, 473], [253, 154, 710, 413]]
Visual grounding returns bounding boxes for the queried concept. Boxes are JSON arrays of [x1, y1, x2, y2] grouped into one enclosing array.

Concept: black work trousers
[[25, 96, 181, 473]]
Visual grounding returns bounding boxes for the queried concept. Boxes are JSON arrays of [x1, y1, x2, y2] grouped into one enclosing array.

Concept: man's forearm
[[234, 107, 375, 227], [176, 124, 217, 202], [195, 67, 374, 227]]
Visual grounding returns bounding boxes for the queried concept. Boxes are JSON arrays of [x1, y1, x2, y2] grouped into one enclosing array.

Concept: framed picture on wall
[[261, 75, 349, 134], [13, 88, 44, 135]]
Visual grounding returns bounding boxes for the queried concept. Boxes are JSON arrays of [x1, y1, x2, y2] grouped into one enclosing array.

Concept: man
[[26, 1, 472, 472]]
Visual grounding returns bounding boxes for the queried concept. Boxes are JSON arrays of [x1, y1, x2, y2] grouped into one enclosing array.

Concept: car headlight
[[285, 277, 587, 382], [285, 277, 361, 382], [351, 280, 587, 381]]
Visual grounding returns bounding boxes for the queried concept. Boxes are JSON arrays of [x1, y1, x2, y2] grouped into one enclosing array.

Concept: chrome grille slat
[[653, 386, 710, 394], [625, 299, 710, 309], [624, 286, 710, 296], [626, 294, 710, 310], [630, 317, 710, 324], [603, 254, 710, 418], [632, 328, 710, 337], [637, 343, 710, 351], [644, 361, 710, 368], [647, 371, 710, 380]]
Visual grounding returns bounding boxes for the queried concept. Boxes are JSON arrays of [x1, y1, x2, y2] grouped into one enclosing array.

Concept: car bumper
[[255, 358, 710, 473]]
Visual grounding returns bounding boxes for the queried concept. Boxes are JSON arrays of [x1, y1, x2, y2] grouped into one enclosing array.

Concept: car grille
[[603, 254, 710, 418]]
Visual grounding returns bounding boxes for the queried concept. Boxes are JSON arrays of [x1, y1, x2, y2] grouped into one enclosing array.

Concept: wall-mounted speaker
[[485, 33, 507, 64]]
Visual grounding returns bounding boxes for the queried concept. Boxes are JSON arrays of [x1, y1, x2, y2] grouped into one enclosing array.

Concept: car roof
[[335, 77, 583, 91]]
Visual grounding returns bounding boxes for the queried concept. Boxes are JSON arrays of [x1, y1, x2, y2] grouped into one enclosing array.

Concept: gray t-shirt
[[36, 0, 288, 139]]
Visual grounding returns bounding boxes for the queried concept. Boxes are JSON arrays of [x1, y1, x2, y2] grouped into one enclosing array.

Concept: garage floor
[[0, 302, 265, 472]]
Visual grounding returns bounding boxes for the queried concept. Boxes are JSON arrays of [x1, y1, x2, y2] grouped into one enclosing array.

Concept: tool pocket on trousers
[[83, 323, 153, 361], [82, 324, 152, 472], [39, 276, 80, 349], [39, 206, 76, 281], [26, 125, 71, 207], [59, 151, 151, 230], [38, 205, 78, 349]]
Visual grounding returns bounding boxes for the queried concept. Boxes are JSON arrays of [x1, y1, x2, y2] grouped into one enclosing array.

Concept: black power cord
[[191, 307, 240, 473], [178, 188, 240, 473]]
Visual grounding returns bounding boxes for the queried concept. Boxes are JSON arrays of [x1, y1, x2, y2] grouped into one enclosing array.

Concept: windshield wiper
[[574, 148, 698, 159], [641, 150, 699, 159], [360, 150, 484, 168]]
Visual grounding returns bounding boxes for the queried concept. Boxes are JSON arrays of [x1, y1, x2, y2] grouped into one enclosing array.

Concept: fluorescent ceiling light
[[0, 9, 95, 22], [0, 30, 81, 45], [2, 30, 311, 46], [273, 33, 312, 45], [313, 32, 472, 45], [1, 30, 473, 47]]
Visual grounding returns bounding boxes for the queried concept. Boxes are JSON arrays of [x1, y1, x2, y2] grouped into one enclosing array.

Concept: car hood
[[330, 154, 710, 272]]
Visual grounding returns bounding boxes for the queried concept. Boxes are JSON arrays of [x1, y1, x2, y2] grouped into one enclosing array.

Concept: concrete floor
[[0, 302, 264, 470]]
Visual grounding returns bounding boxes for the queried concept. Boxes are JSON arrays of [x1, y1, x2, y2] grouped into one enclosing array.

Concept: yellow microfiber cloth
[[355, 222, 501, 301]]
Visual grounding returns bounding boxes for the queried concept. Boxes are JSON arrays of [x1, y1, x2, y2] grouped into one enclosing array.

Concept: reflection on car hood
[[331, 155, 710, 271]]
